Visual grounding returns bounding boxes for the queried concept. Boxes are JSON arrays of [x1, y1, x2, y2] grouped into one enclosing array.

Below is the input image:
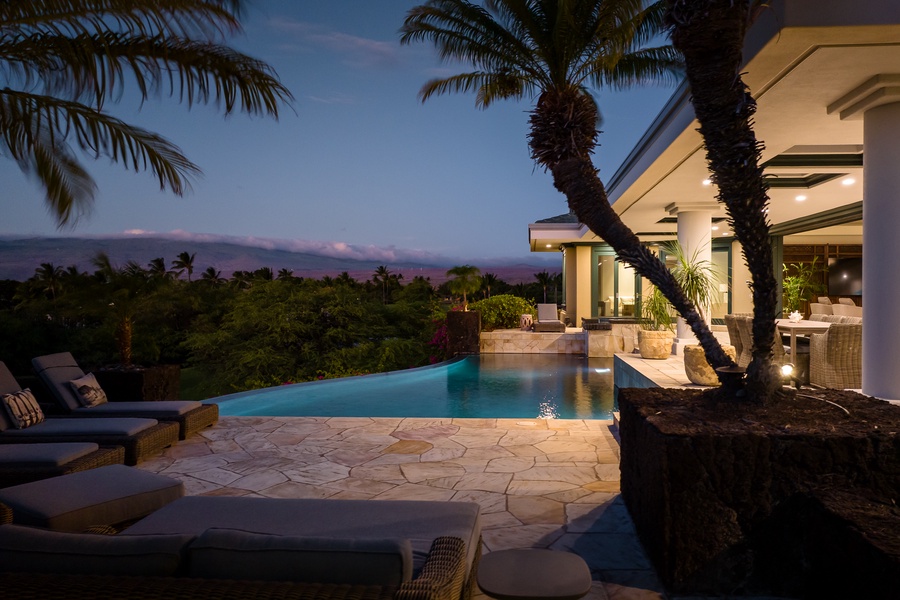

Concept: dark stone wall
[[446, 311, 481, 355], [618, 387, 900, 596]]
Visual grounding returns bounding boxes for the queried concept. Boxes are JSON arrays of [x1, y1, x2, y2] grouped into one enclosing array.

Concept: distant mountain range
[[0, 237, 558, 284]]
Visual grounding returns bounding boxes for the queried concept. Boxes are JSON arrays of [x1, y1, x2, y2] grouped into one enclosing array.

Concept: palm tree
[[401, 0, 732, 373], [482, 272, 498, 298], [0, 1, 293, 226], [33, 263, 65, 299], [277, 268, 294, 280], [374, 265, 391, 304], [171, 252, 196, 282], [447, 265, 482, 310], [147, 258, 172, 280], [201, 266, 225, 285], [664, 0, 779, 399], [534, 271, 553, 303]]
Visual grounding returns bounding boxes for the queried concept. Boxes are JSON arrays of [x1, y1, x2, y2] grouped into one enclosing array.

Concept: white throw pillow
[[68, 373, 109, 408], [1, 389, 45, 429]]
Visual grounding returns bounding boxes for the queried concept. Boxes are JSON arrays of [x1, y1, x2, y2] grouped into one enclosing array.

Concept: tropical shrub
[[469, 294, 535, 331]]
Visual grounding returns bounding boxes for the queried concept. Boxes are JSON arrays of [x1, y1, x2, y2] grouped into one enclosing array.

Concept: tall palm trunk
[[530, 88, 731, 372], [667, 0, 781, 400]]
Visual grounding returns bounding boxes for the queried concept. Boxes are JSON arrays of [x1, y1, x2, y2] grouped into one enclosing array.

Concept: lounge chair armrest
[[395, 536, 469, 600]]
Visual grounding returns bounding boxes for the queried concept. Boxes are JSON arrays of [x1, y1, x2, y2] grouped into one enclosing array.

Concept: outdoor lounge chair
[[533, 303, 566, 332], [0, 362, 178, 465], [0, 443, 125, 489], [32, 352, 217, 440]]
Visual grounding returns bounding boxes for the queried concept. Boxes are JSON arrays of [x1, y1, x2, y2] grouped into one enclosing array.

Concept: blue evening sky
[[0, 0, 676, 264]]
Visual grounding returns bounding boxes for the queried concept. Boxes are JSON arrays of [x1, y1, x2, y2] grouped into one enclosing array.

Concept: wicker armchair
[[810, 323, 862, 389]]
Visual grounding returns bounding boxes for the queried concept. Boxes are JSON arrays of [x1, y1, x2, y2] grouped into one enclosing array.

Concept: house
[[529, 0, 900, 400]]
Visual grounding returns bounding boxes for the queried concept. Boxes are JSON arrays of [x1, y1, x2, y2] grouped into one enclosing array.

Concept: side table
[[477, 549, 592, 600]]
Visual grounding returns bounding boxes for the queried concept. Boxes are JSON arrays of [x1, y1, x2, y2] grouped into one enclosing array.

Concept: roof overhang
[[530, 0, 900, 250]]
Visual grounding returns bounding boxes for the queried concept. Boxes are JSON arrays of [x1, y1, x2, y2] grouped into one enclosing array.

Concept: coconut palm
[[664, 0, 779, 398], [201, 266, 225, 285], [447, 265, 482, 310], [277, 268, 295, 280], [0, 0, 293, 226], [482, 272, 498, 298], [33, 262, 65, 299], [401, 0, 732, 372], [534, 271, 553, 303], [171, 251, 196, 282], [374, 265, 391, 304]]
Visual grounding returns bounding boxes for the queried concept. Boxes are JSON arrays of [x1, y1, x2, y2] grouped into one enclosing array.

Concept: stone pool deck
[[137, 415, 667, 600]]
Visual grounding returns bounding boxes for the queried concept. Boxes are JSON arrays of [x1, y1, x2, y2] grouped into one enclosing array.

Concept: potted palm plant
[[638, 287, 675, 359], [665, 242, 735, 385]]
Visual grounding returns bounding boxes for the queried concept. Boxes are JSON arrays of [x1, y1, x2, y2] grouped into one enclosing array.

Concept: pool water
[[214, 354, 615, 419]]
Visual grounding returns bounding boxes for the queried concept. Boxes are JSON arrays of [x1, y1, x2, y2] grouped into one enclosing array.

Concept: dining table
[[775, 318, 832, 358]]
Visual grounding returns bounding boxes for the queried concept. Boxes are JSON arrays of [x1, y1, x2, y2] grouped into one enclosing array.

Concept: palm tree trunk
[[552, 155, 731, 371], [667, 0, 781, 400], [529, 88, 731, 374]]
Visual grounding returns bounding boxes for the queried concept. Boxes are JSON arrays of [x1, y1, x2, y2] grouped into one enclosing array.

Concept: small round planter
[[683, 344, 737, 386], [638, 330, 674, 359]]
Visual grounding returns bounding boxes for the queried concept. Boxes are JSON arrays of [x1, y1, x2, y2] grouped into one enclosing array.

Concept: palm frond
[[0, 89, 200, 225]]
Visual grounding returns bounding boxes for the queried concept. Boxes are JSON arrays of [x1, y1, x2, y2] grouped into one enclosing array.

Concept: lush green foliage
[[469, 294, 535, 331], [641, 286, 673, 331], [663, 241, 722, 323]]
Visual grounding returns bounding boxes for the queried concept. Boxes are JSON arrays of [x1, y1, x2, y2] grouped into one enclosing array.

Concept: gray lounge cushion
[[0, 524, 193, 576], [68, 372, 108, 408], [189, 528, 413, 585], [0, 442, 99, 467], [72, 400, 202, 418], [124, 496, 482, 577], [1, 389, 45, 429], [0, 464, 184, 531], [0, 416, 158, 438]]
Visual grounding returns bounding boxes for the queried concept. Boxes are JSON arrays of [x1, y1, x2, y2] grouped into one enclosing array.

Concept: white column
[[668, 207, 714, 353], [862, 102, 900, 400]]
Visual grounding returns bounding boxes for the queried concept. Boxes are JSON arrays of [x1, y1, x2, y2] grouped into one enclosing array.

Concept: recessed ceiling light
[[842, 177, 856, 186], [722, 232, 731, 236], [702, 179, 712, 186], [545, 244, 552, 248], [711, 226, 719, 231], [795, 195, 807, 201]]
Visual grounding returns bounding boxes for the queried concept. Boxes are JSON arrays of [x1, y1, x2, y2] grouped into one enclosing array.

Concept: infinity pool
[[214, 354, 615, 419]]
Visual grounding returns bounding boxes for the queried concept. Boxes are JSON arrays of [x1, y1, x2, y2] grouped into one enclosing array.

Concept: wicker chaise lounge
[[0, 495, 482, 600], [32, 352, 217, 440], [0, 362, 178, 465], [0, 443, 125, 489]]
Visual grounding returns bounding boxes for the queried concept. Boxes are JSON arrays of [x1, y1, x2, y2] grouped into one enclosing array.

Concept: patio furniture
[[838, 298, 856, 305], [734, 315, 753, 369], [477, 549, 591, 600], [0, 495, 483, 600], [808, 302, 833, 315], [810, 323, 862, 389], [831, 304, 863, 318], [817, 297, 832, 305], [1, 361, 178, 465], [33, 352, 218, 440], [0, 464, 183, 531], [0, 442, 124, 489], [776, 319, 832, 359], [533, 304, 565, 333]]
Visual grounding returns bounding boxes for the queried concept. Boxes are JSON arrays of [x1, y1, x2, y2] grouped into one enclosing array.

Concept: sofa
[[0, 496, 483, 600]]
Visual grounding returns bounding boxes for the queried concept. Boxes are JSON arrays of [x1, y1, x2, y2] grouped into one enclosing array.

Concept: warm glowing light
[[781, 363, 794, 377], [795, 195, 807, 201], [545, 244, 552, 248], [842, 177, 856, 186], [702, 179, 712, 186], [712, 226, 719, 231]]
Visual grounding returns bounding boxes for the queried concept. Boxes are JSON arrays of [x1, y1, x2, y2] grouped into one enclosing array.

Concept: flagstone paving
[[137, 416, 665, 600]]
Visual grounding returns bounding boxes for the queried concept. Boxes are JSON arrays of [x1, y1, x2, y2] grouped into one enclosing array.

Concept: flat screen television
[[828, 257, 862, 296]]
